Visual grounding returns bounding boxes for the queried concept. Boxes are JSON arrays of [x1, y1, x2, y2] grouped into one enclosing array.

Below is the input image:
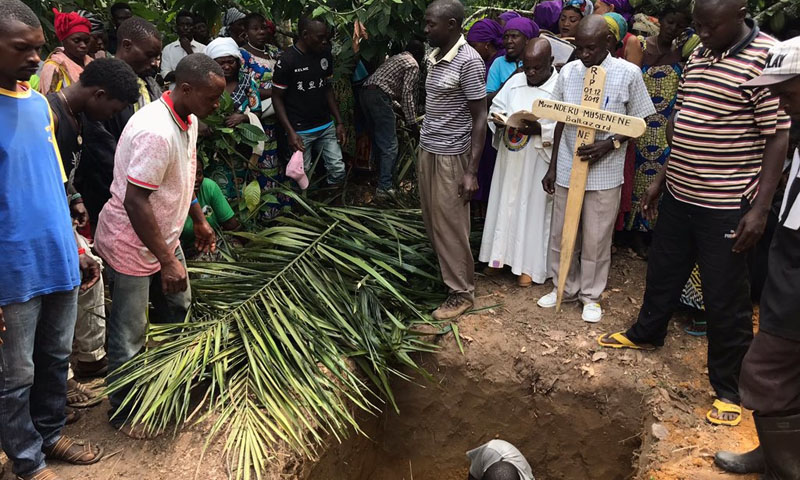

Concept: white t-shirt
[[95, 92, 198, 276], [466, 440, 534, 480]]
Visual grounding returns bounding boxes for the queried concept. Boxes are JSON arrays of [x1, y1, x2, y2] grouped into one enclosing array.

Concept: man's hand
[[516, 120, 541, 137], [542, 167, 556, 195], [179, 36, 194, 55], [288, 131, 305, 152], [577, 138, 614, 164], [641, 180, 663, 223], [732, 207, 768, 253], [194, 219, 217, 254], [225, 113, 248, 128], [336, 124, 347, 148], [70, 201, 89, 228], [160, 257, 188, 294], [458, 172, 479, 203], [78, 253, 101, 292], [0, 306, 5, 346]]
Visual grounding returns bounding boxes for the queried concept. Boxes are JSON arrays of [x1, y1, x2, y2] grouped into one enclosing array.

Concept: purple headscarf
[[601, 0, 633, 23], [466, 18, 504, 49], [498, 11, 521, 23], [503, 17, 540, 39], [533, 0, 563, 32]]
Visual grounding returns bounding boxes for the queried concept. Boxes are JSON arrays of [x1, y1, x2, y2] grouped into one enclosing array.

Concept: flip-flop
[[597, 332, 657, 351], [706, 399, 742, 427], [684, 320, 707, 337], [43, 436, 104, 465], [66, 380, 103, 409]]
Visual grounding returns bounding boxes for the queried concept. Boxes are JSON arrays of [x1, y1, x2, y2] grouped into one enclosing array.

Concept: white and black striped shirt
[[420, 36, 486, 156]]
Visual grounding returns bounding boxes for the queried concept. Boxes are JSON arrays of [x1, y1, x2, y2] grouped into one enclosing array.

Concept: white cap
[[742, 36, 800, 88]]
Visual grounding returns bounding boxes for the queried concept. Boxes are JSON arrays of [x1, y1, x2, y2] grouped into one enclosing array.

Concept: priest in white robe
[[480, 38, 558, 286]]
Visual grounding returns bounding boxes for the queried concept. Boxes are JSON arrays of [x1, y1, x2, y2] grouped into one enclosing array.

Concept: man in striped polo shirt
[[600, 0, 791, 428], [419, 0, 487, 320]]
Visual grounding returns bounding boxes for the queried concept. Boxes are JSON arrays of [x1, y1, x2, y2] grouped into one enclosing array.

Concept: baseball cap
[[286, 150, 309, 190], [742, 36, 800, 88]]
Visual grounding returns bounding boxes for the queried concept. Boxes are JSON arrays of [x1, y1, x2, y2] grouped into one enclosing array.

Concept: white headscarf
[[219, 7, 246, 37], [205, 37, 242, 60]]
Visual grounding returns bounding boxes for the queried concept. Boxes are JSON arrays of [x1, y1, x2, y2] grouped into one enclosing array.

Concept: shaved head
[[427, 0, 465, 25], [573, 15, 613, 67], [424, 0, 465, 48], [693, 0, 748, 54], [524, 37, 552, 61], [523, 37, 554, 86]]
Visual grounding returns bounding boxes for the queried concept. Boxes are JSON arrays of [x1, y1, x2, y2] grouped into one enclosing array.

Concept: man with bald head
[[600, 0, 791, 429], [419, 0, 487, 320], [480, 38, 559, 287], [539, 15, 655, 322]]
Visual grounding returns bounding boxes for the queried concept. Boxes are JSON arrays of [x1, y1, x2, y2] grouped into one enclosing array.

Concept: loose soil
[[1, 249, 761, 480]]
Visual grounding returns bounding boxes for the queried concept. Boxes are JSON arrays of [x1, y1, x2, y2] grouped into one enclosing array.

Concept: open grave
[[306, 349, 646, 480]]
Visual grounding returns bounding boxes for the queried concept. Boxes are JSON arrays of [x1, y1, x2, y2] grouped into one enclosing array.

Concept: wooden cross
[[530, 66, 647, 311]]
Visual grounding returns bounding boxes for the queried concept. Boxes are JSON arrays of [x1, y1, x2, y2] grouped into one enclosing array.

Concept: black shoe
[[755, 412, 800, 480], [714, 446, 765, 474]]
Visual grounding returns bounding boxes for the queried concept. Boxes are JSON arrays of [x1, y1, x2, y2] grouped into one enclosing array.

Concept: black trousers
[[740, 331, 800, 416], [626, 192, 754, 403]]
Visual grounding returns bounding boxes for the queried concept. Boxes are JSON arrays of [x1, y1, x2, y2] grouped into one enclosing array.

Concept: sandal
[[597, 332, 657, 351], [17, 467, 64, 480], [66, 379, 102, 408], [43, 436, 104, 465], [684, 320, 707, 337], [707, 399, 742, 427]]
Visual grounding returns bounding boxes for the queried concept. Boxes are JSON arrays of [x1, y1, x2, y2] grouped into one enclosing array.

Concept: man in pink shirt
[[93, 53, 224, 438]]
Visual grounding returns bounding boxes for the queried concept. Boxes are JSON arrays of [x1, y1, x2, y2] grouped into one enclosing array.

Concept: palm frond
[[105, 196, 444, 479]]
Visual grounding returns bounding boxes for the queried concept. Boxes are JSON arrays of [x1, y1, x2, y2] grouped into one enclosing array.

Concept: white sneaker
[[582, 303, 603, 323], [537, 290, 578, 308]]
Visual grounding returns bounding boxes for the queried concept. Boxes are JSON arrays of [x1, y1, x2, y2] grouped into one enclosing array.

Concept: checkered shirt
[[552, 54, 656, 191], [364, 52, 420, 123]]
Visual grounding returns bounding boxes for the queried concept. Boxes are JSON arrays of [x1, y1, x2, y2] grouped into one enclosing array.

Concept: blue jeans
[[297, 124, 346, 185], [105, 247, 191, 425], [359, 88, 398, 191], [0, 288, 79, 477]]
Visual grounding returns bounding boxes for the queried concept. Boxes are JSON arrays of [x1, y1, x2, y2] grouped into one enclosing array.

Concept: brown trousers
[[548, 185, 621, 304], [417, 148, 475, 298], [740, 330, 800, 416]]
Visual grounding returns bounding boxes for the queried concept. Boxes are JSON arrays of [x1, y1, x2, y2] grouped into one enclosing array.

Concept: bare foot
[[709, 398, 741, 423]]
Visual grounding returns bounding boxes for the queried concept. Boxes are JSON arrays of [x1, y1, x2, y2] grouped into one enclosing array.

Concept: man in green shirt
[[181, 162, 240, 249]]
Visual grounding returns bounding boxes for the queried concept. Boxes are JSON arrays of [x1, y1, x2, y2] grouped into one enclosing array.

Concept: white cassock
[[479, 70, 558, 283]]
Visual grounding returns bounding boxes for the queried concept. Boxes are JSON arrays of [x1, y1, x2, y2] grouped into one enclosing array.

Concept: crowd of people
[[1, 0, 799, 478]]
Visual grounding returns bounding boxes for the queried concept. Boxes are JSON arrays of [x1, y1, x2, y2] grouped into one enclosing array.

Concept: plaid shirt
[[553, 54, 655, 191], [364, 52, 420, 123]]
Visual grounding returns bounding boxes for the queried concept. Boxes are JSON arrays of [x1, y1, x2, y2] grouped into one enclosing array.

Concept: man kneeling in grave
[[467, 439, 534, 480], [537, 14, 655, 323]]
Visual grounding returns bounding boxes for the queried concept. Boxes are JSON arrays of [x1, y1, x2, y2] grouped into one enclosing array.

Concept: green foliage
[[105, 196, 445, 479]]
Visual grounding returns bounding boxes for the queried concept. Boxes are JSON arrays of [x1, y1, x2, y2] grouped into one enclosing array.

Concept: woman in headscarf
[[595, 0, 633, 22], [601, 8, 643, 66], [474, 17, 540, 230], [467, 18, 505, 78], [497, 10, 521, 26], [204, 38, 263, 199], [220, 7, 248, 46], [38, 9, 93, 94], [534, 0, 563, 34], [558, 0, 593, 40], [75, 9, 107, 59]]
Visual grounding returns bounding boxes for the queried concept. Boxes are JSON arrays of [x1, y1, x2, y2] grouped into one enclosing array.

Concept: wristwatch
[[610, 136, 622, 150]]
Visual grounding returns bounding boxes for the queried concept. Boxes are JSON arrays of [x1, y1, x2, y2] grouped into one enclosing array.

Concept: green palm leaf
[[105, 196, 444, 479]]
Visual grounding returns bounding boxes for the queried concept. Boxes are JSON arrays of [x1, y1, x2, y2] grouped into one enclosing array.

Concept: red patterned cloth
[[52, 8, 90, 41]]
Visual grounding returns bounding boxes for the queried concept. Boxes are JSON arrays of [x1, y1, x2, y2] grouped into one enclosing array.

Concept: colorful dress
[[625, 62, 682, 232], [239, 47, 291, 219]]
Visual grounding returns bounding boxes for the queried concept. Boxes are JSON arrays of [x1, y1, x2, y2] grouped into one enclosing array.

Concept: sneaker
[[582, 303, 603, 323], [432, 294, 474, 321], [537, 290, 578, 308], [375, 188, 396, 202]]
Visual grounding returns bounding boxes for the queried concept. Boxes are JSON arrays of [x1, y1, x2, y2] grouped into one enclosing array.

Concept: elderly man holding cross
[[537, 15, 655, 323]]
